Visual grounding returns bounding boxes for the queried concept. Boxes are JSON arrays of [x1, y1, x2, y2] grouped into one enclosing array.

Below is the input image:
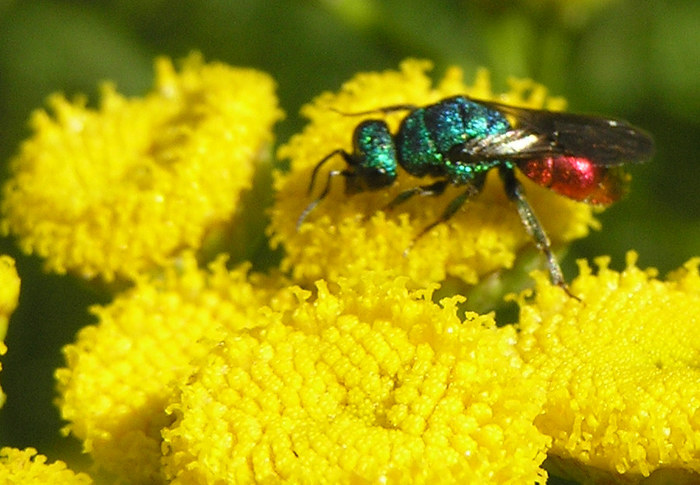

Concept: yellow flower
[[55, 254, 292, 483], [269, 60, 597, 288], [0, 447, 92, 485], [162, 273, 550, 484], [2, 53, 282, 282], [516, 252, 700, 483], [0, 255, 20, 409], [0, 255, 19, 343]]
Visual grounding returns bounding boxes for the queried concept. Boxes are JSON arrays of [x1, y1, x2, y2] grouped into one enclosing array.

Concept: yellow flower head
[[55, 254, 292, 483], [270, 60, 597, 288], [0, 255, 20, 409], [162, 273, 550, 484], [2, 53, 282, 282], [0, 447, 92, 485], [516, 252, 700, 482]]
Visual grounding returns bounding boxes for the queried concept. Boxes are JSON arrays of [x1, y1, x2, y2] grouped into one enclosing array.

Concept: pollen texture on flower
[[269, 60, 596, 287], [516, 252, 700, 482], [2, 52, 282, 282], [162, 273, 550, 484], [55, 254, 292, 484], [0, 447, 92, 484]]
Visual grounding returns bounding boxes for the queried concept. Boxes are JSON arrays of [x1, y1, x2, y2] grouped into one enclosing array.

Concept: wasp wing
[[468, 99, 654, 166]]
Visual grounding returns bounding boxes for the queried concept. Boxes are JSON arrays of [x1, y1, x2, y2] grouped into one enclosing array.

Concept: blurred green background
[[0, 1, 697, 482]]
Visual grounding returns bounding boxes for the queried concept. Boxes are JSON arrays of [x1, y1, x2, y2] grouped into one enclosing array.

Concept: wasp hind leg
[[499, 166, 578, 299]]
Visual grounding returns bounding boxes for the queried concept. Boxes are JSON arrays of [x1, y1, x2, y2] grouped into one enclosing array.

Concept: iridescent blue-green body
[[396, 96, 510, 183]]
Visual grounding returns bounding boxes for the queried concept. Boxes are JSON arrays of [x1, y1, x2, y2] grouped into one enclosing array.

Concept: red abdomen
[[518, 156, 628, 205]]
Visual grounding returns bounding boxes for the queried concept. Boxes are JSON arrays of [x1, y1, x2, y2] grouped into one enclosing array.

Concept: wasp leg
[[360, 180, 447, 225], [400, 177, 485, 256], [384, 180, 449, 211], [297, 168, 356, 230], [499, 166, 578, 298], [408, 183, 484, 252], [307, 149, 351, 195]]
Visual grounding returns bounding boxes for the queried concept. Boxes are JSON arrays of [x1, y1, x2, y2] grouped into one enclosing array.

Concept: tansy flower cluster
[[1, 53, 282, 283], [55, 254, 294, 482], [516, 252, 700, 483], [270, 60, 596, 287], [161, 275, 550, 484], [0, 54, 698, 485]]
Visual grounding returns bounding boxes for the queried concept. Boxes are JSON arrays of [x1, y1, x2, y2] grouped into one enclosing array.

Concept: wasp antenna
[[327, 106, 352, 116], [327, 104, 418, 117]]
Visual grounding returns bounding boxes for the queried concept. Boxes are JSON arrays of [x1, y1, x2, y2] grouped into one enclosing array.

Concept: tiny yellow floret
[[2, 53, 282, 282], [270, 60, 596, 287], [0, 447, 92, 484], [162, 273, 550, 484], [517, 252, 700, 482], [55, 254, 291, 483]]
